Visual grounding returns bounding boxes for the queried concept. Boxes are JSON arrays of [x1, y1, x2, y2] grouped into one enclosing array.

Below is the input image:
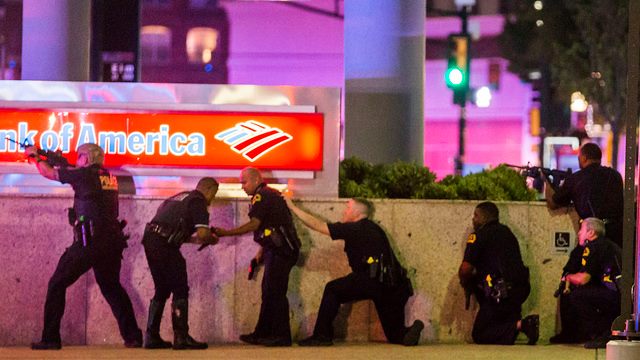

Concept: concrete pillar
[[21, 0, 90, 81], [344, 0, 425, 164]]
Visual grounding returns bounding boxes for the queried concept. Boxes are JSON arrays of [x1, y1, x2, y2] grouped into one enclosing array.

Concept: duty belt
[[145, 223, 172, 238]]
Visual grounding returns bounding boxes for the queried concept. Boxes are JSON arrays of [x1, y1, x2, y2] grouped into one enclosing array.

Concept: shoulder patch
[[467, 234, 476, 244], [252, 194, 262, 205]]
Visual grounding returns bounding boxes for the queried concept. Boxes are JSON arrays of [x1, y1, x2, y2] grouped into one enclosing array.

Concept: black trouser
[[471, 282, 529, 345], [253, 247, 297, 339], [313, 271, 412, 344], [143, 232, 189, 302], [559, 285, 620, 341], [41, 239, 141, 343]]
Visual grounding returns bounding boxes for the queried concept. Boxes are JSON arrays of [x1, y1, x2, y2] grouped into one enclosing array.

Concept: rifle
[[6, 137, 71, 168], [505, 163, 572, 191]]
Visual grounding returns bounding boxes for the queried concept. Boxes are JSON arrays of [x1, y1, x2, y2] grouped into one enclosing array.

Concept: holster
[[259, 225, 300, 254], [483, 277, 512, 304]]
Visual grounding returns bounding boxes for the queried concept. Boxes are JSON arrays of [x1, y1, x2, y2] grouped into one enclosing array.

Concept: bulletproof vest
[[73, 165, 119, 223]]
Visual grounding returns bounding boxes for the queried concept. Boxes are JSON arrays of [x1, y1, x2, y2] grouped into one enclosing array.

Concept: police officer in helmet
[[26, 143, 143, 350]]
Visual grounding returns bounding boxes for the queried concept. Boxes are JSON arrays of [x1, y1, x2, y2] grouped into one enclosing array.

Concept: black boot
[[171, 299, 208, 350], [144, 299, 172, 349], [520, 314, 539, 345]]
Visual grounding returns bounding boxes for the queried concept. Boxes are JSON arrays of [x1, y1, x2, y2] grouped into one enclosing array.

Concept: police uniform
[[142, 189, 211, 349], [311, 218, 414, 344], [39, 164, 141, 346], [463, 220, 530, 344], [558, 237, 621, 342], [553, 164, 624, 247], [143, 190, 210, 303], [249, 183, 299, 342]]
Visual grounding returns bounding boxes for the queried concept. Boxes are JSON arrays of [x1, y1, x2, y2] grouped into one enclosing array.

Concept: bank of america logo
[[214, 121, 293, 162]]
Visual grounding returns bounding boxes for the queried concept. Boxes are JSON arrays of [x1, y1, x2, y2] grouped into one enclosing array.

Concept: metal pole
[[612, 0, 640, 340], [456, 105, 467, 176], [454, 6, 469, 177]]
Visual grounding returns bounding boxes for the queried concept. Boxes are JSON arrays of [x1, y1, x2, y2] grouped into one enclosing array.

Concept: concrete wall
[[0, 195, 578, 346]]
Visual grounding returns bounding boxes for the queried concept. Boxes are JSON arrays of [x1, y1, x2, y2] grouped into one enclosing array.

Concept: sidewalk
[[0, 343, 601, 360]]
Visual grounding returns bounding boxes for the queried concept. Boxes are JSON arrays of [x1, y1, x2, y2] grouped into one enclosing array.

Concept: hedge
[[339, 157, 538, 201]]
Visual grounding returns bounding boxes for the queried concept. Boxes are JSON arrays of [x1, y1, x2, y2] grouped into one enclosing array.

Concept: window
[[186, 27, 219, 64], [141, 25, 172, 64]]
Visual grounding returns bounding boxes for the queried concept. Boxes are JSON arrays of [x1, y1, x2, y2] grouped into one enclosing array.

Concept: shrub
[[339, 158, 537, 201]]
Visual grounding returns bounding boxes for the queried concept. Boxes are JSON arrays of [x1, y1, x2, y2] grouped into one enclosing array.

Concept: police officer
[[26, 143, 142, 350], [215, 167, 299, 347], [285, 196, 424, 346], [545, 142, 623, 247], [549, 218, 621, 348], [142, 177, 219, 350], [458, 202, 539, 345]]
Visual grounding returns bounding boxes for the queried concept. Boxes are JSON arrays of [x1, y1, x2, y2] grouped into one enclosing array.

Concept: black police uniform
[[249, 183, 299, 342], [463, 220, 530, 344], [311, 218, 414, 344], [552, 163, 624, 247], [557, 237, 621, 342], [39, 164, 141, 345], [143, 190, 210, 303], [142, 189, 211, 348]]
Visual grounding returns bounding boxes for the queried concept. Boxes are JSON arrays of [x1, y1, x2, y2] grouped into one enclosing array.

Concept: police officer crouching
[[285, 196, 423, 346], [142, 177, 219, 350], [458, 202, 539, 345], [26, 143, 143, 350]]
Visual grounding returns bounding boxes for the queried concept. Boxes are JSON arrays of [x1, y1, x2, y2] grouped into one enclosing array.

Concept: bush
[[339, 158, 537, 201]]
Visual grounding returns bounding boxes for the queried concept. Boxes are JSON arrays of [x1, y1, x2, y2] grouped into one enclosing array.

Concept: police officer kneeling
[[549, 217, 621, 348], [142, 177, 219, 350], [285, 197, 424, 346], [458, 202, 539, 345]]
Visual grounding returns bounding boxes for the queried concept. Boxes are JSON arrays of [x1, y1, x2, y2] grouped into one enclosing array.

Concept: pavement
[[0, 343, 606, 360]]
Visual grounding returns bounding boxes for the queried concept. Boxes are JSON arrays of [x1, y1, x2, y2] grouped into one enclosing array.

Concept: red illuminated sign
[[0, 109, 324, 170]]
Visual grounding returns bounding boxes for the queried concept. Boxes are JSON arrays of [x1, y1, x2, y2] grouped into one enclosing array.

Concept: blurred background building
[[0, 0, 616, 178]]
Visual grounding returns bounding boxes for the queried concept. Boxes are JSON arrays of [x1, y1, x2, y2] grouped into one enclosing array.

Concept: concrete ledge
[[0, 195, 577, 345]]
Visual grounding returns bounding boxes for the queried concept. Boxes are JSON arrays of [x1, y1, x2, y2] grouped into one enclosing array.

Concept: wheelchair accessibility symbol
[[554, 232, 571, 250]]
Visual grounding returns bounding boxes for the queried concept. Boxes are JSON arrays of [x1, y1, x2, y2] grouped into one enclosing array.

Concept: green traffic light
[[446, 67, 464, 87]]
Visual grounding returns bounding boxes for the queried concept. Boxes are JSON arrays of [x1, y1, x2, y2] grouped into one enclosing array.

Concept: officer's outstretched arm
[[285, 197, 329, 235], [215, 217, 261, 237], [25, 146, 59, 181]]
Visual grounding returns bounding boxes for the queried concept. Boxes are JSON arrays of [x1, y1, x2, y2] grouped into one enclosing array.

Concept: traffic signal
[[445, 34, 470, 105]]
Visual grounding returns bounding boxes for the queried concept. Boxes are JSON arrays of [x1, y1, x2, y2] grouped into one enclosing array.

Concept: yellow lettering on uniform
[[582, 247, 590, 257], [100, 174, 118, 191], [252, 194, 262, 205], [581, 258, 586, 266], [264, 228, 272, 236], [603, 275, 612, 283], [486, 274, 493, 287], [467, 234, 476, 244]]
